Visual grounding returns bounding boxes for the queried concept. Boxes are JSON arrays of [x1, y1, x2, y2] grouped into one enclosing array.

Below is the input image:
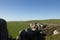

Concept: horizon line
[[7, 18, 60, 22]]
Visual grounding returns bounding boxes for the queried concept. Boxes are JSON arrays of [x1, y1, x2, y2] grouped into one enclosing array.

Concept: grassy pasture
[[7, 19, 60, 40]]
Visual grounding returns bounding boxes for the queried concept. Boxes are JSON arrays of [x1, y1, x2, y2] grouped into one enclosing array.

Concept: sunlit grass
[[7, 19, 60, 40]]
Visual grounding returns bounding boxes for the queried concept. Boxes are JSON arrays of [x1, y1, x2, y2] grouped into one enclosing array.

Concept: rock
[[0, 19, 8, 40]]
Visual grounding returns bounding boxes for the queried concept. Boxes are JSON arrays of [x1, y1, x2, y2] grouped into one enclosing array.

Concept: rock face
[[0, 19, 8, 40], [17, 22, 46, 40], [18, 28, 46, 40]]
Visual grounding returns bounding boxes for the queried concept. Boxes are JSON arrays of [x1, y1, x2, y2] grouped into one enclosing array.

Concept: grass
[[7, 22, 29, 38], [7, 19, 60, 40]]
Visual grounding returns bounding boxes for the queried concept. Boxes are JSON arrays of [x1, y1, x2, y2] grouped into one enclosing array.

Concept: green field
[[7, 19, 60, 40]]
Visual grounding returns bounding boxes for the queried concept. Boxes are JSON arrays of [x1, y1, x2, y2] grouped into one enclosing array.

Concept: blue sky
[[0, 0, 60, 21]]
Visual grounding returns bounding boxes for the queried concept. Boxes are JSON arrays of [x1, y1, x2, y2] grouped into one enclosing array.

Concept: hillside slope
[[7, 19, 60, 40]]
